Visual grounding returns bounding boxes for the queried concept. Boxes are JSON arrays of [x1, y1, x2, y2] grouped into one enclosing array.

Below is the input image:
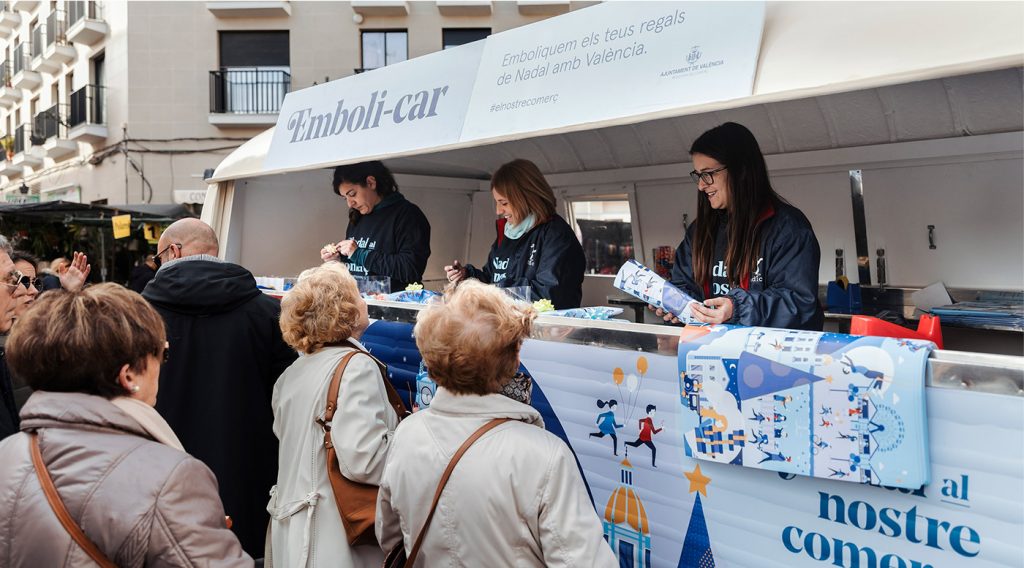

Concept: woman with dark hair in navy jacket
[[655, 122, 824, 330], [444, 159, 585, 309], [321, 161, 431, 291]]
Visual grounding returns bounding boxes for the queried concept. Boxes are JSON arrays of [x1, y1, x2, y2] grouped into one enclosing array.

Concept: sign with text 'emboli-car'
[[265, 1, 765, 172]]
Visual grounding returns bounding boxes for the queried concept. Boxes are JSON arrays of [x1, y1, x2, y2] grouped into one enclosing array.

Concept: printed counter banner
[[362, 319, 1023, 567], [677, 324, 933, 489]]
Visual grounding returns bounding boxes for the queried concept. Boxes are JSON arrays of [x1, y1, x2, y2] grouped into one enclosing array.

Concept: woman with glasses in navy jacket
[[654, 122, 824, 331]]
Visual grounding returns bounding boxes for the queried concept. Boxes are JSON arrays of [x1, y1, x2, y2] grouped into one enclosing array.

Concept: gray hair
[[0, 234, 13, 256]]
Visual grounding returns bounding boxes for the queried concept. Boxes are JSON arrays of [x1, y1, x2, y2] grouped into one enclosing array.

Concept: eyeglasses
[[153, 243, 181, 268], [689, 166, 727, 185], [2, 270, 25, 290], [15, 275, 42, 290]]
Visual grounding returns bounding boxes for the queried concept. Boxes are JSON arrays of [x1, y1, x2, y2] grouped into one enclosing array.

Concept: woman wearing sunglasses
[[10, 252, 41, 321], [655, 122, 823, 330]]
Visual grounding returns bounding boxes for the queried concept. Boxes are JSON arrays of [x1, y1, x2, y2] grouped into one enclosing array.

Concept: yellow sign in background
[[112, 214, 132, 239], [142, 223, 163, 244]]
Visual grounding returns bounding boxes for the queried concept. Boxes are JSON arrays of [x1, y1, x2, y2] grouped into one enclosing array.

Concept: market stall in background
[[0, 200, 193, 284]]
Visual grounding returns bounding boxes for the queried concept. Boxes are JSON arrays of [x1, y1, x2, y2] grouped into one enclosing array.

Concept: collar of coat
[[429, 387, 544, 428], [19, 391, 156, 441]]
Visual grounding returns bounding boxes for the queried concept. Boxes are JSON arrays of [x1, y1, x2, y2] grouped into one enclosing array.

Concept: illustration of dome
[[603, 457, 652, 567], [604, 459, 650, 533]]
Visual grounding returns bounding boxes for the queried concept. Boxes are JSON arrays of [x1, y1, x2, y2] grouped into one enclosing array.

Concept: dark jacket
[[465, 215, 586, 309], [343, 192, 431, 291], [0, 392, 252, 567], [0, 349, 16, 442], [142, 259, 297, 557], [671, 201, 824, 330], [128, 263, 157, 293]]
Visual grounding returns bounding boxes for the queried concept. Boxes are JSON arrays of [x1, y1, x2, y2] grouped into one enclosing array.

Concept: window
[[361, 31, 407, 70], [214, 31, 290, 114], [219, 31, 289, 68], [442, 28, 489, 49], [569, 198, 635, 275]]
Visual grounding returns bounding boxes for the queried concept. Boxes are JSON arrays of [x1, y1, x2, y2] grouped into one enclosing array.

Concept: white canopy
[[211, 1, 1024, 182]]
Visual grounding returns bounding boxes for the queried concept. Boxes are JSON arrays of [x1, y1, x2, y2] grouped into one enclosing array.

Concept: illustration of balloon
[[613, 367, 624, 385], [627, 373, 639, 392], [636, 356, 648, 375]]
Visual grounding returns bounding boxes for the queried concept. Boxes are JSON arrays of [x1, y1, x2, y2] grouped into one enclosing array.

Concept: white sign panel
[[264, 41, 484, 171], [173, 189, 208, 205], [265, 1, 764, 172], [462, 1, 765, 140]]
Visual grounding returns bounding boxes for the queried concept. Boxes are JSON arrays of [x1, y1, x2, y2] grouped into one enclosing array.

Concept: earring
[[131, 385, 140, 393]]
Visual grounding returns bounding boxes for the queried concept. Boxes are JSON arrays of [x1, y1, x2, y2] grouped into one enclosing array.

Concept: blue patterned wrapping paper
[[678, 324, 934, 489]]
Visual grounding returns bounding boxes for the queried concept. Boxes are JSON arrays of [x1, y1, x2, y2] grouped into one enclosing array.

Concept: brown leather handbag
[[319, 342, 409, 546], [29, 432, 118, 568], [383, 418, 511, 568]]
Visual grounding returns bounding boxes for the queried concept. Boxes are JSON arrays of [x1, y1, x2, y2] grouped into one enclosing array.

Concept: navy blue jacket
[[671, 201, 824, 330], [466, 215, 586, 309], [343, 192, 431, 291]]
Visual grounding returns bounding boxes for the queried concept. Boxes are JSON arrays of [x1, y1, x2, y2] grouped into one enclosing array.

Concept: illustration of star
[[825, 375, 834, 384], [685, 463, 711, 496]]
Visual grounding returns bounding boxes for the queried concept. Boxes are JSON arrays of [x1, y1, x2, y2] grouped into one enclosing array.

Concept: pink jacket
[[0, 392, 252, 567]]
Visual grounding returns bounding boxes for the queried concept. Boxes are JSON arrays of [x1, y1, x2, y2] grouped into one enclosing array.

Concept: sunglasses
[[153, 243, 182, 268], [2, 270, 39, 290]]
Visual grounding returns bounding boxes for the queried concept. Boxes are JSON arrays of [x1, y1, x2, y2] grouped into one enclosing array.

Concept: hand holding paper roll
[[614, 260, 699, 323]]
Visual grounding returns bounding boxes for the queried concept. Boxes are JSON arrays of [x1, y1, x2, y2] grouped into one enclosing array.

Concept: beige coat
[[376, 388, 617, 568], [267, 340, 400, 568], [0, 391, 252, 567]]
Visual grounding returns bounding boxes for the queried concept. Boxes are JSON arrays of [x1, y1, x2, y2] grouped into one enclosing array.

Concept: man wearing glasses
[[142, 218, 297, 556], [0, 236, 29, 442]]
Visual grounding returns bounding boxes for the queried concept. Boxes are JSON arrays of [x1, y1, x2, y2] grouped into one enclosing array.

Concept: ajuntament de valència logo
[[687, 45, 702, 64]]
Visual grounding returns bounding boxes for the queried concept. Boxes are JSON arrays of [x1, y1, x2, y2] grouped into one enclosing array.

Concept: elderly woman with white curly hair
[[267, 262, 405, 568], [376, 279, 616, 567]]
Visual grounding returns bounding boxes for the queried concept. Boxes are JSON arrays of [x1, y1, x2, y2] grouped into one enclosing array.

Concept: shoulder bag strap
[[320, 351, 360, 448], [343, 340, 410, 420], [29, 432, 117, 568], [404, 417, 511, 566]]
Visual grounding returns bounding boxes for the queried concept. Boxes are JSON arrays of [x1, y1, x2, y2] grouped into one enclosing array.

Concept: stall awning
[[211, 1, 1024, 182]]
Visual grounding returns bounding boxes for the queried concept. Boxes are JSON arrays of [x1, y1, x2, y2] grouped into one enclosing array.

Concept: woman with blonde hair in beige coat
[[376, 279, 617, 567], [268, 262, 402, 567], [0, 284, 251, 567]]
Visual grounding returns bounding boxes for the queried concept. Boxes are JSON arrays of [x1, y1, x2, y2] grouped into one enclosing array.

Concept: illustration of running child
[[624, 404, 664, 467], [758, 449, 792, 464], [589, 399, 624, 455]]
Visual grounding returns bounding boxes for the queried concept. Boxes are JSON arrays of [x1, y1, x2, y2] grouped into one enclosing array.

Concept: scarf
[[504, 213, 537, 240], [110, 397, 185, 451]]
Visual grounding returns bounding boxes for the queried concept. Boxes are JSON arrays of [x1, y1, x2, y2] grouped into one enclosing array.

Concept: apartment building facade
[[0, 0, 588, 207]]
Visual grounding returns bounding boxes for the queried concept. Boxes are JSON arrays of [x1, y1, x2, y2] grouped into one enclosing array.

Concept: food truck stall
[[202, 2, 1024, 566]]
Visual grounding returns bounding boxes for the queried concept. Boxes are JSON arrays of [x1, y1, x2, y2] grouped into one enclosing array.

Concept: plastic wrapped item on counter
[[381, 289, 442, 304], [355, 275, 391, 298], [544, 306, 625, 320]]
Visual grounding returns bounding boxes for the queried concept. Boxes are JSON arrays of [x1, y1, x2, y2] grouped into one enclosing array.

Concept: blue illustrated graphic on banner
[[678, 324, 933, 489]]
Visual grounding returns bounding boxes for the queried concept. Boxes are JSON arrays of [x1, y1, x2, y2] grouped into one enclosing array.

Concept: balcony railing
[[46, 10, 67, 47], [209, 67, 290, 114], [13, 123, 27, 154], [12, 41, 24, 75], [30, 21, 42, 58], [67, 0, 101, 26], [33, 103, 66, 142], [69, 84, 104, 127]]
